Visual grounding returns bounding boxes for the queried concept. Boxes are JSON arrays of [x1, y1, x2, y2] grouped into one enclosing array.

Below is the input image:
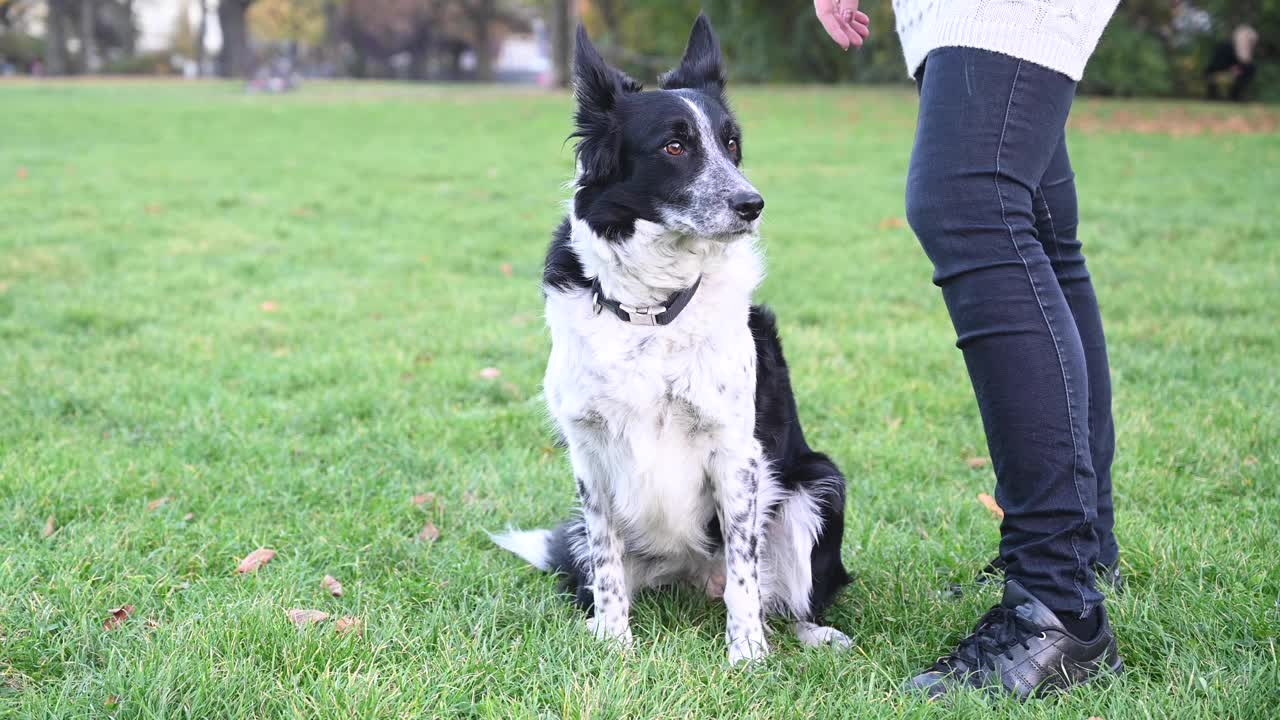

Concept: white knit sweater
[[893, 0, 1121, 81]]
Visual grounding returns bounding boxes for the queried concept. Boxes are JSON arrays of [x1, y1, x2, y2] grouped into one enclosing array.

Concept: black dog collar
[[591, 275, 702, 327]]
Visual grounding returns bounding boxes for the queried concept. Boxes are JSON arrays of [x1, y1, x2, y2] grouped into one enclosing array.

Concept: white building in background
[[136, 0, 220, 53]]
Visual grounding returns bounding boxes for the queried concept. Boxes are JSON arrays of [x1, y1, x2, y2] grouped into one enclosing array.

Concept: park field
[[1, 80, 1278, 718]]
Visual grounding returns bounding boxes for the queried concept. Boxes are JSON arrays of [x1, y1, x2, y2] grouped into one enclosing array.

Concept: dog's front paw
[[727, 632, 770, 665], [586, 615, 634, 649]]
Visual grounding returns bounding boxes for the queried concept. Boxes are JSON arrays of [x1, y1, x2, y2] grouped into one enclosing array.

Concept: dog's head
[[571, 15, 763, 242]]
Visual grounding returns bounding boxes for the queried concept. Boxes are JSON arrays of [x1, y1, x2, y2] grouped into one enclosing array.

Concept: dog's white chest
[[544, 290, 756, 556]]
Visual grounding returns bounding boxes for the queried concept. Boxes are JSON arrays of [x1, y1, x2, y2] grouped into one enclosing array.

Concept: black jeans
[[906, 48, 1117, 618]]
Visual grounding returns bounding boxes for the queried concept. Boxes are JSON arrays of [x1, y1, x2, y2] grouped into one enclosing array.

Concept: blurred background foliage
[[0, 0, 1276, 100]]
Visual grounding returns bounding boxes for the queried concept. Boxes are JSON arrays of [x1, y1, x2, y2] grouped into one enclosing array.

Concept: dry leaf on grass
[[966, 456, 990, 469], [887, 417, 903, 430], [104, 695, 120, 707], [16, 167, 28, 180], [500, 263, 513, 277], [144, 618, 160, 629], [144, 203, 164, 215], [146, 496, 172, 511], [977, 493, 1005, 520], [479, 367, 501, 379], [322, 575, 344, 597], [878, 216, 906, 230], [259, 300, 279, 313], [1244, 456, 1258, 467], [417, 521, 440, 543], [236, 547, 276, 574], [41, 515, 56, 538], [461, 490, 478, 507], [411, 493, 436, 507], [103, 605, 134, 631], [335, 616, 363, 637], [182, 512, 194, 521], [286, 609, 329, 627]]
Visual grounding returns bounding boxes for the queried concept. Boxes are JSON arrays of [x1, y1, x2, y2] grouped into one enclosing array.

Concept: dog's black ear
[[572, 24, 641, 186], [659, 13, 725, 95]]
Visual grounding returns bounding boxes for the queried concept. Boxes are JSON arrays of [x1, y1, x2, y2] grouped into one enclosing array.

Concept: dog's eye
[[664, 141, 685, 157], [727, 138, 739, 156]]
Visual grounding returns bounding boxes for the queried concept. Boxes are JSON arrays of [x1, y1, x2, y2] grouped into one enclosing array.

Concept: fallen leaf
[[966, 456, 990, 469], [236, 547, 276, 574], [104, 695, 120, 707], [417, 521, 440, 543], [146, 496, 172, 511], [335, 616, 363, 637], [461, 490, 478, 507], [977, 493, 1005, 520], [887, 417, 903, 430], [144, 203, 163, 215], [500, 262, 513, 277], [182, 512, 194, 521], [878, 216, 906, 230], [41, 515, 56, 538], [411, 492, 436, 507], [259, 300, 278, 313], [16, 167, 28, 180], [103, 605, 134, 631], [322, 575, 344, 597], [1243, 456, 1258, 467], [286, 609, 329, 627], [1087, 717, 1105, 720], [144, 618, 160, 629], [479, 367, 501, 379]]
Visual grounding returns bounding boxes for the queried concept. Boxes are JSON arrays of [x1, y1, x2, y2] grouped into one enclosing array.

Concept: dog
[[493, 15, 851, 664]]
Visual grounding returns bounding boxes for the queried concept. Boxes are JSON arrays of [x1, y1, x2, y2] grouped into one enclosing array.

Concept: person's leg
[[1034, 139, 1118, 569], [903, 47, 1119, 699], [905, 47, 1103, 623], [1230, 64, 1257, 101]]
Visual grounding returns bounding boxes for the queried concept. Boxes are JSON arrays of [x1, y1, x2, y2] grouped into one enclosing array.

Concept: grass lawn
[[1, 80, 1277, 719]]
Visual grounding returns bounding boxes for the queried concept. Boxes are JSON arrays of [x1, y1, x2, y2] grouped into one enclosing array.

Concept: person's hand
[[814, 0, 871, 50]]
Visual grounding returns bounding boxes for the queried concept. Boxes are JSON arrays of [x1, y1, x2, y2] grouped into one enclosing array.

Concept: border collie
[[493, 15, 851, 664]]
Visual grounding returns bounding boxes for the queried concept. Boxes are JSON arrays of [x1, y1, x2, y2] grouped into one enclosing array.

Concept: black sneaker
[[975, 556, 1125, 592], [907, 580, 1123, 700]]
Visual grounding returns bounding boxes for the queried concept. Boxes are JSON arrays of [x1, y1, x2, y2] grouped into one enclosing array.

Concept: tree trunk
[[548, 0, 571, 88], [472, 0, 494, 82], [43, 0, 69, 74], [78, 0, 98, 72], [195, 0, 207, 76], [217, 0, 251, 78]]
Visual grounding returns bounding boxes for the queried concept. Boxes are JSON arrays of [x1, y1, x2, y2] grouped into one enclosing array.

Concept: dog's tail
[[491, 519, 594, 609], [489, 527, 556, 571]]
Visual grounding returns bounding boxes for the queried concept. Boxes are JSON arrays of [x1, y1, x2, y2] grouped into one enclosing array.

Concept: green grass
[[1, 80, 1277, 719]]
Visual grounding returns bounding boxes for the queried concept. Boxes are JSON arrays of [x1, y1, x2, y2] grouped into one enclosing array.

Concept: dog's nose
[[728, 192, 765, 221]]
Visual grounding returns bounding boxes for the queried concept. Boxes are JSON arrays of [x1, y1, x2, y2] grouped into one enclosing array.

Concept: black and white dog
[[494, 15, 851, 663]]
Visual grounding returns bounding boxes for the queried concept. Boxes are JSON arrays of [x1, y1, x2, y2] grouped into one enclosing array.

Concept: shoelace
[[933, 605, 1045, 672]]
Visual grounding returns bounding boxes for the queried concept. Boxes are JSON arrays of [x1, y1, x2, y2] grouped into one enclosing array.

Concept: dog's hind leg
[[793, 621, 853, 650]]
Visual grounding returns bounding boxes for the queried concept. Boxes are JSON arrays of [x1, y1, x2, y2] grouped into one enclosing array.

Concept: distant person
[[1205, 24, 1259, 101], [814, 0, 1123, 700]]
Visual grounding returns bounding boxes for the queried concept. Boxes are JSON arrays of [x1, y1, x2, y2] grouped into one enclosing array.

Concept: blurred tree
[[172, 0, 197, 55], [249, 0, 327, 47], [218, 0, 258, 77], [547, 0, 570, 86], [43, 0, 71, 73], [196, 0, 208, 73]]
